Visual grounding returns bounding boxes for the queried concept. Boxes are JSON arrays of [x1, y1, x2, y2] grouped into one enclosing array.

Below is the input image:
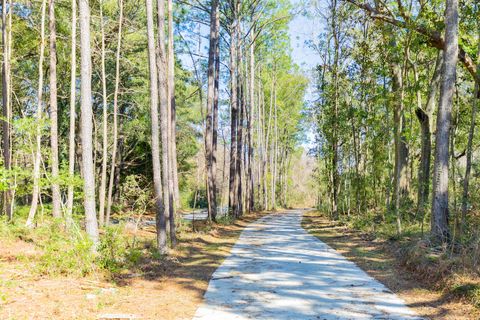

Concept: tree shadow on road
[[302, 210, 479, 319]]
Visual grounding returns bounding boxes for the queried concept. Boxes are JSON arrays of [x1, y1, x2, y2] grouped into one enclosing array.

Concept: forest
[[0, 0, 307, 244], [1, 0, 480, 318]]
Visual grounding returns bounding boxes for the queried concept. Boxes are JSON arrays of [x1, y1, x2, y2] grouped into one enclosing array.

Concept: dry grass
[[302, 210, 480, 320], [0, 211, 269, 320]]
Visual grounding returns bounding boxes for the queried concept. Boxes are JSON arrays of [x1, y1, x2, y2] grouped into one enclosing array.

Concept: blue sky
[[177, 0, 324, 148], [288, 1, 323, 70], [288, 0, 324, 149], [178, 0, 324, 77]]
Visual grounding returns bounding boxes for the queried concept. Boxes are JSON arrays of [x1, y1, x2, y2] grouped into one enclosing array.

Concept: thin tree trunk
[[392, 63, 408, 235], [247, 35, 254, 212], [167, 0, 180, 211], [212, 5, 220, 215], [256, 80, 263, 209], [115, 112, 125, 201], [261, 86, 267, 210], [98, 0, 108, 226], [79, 0, 99, 244], [221, 129, 227, 214], [205, 0, 219, 221], [2, 0, 12, 219], [106, 0, 123, 225], [278, 146, 284, 207], [228, 10, 238, 216], [236, 70, 244, 216], [450, 104, 459, 241], [415, 53, 442, 221], [146, 0, 167, 253], [66, 0, 77, 226], [271, 81, 278, 210], [265, 76, 273, 210], [49, 0, 61, 218], [283, 152, 289, 207], [431, 0, 459, 242], [351, 119, 360, 213], [460, 19, 480, 234], [157, 0, 173, 246], [331, 0, 340, 219], [26, 0, 47, 228]]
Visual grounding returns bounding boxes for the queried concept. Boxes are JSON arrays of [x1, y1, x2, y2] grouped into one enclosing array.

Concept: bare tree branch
[[343, 0, 479, 83]]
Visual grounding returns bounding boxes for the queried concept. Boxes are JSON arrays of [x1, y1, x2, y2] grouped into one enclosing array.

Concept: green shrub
[[216, 214, 236, 225], [0, 216, 28, 239], [36, 223, 96, 276], [188, 188, 208, 209], [1, 214, 159, 277], [125, 247, 143, 265], [97, 225, 128, 273]]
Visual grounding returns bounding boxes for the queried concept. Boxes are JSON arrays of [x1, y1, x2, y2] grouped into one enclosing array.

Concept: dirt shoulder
[[302, 210, 479, 320], [0, 211, 268, 320]]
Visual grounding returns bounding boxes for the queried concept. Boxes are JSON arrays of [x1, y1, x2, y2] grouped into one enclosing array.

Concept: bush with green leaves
[[35, 222, 96, 276], [97, 225, 129, 273]]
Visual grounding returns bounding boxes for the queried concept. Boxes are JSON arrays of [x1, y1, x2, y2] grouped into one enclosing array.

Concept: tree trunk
[[157, 0, 173, 246], [265, 76, 273, 210], [205, 0, 219, 221], [261, 87, 267, 210], [228, 10, 238, 216], [98, 0, 108, 226], [212, 5, 220, 215], [271, 81, 278, 210], [392, 63, 408, 234], [26, 0, 47, 228], [167, 0, 180, 213], [145, 0, 166, 253], [415, 53, 442, 222], [221, 129, 227, 213], [256, 80, 264, 210], [247, 34, 254, 212], [167, 0, 180, 247], [460, 20, 480, 234], [431, 0, 459, 242], [450, 105, 459, 239], [106, 0, 123, 225], [351, 119, 360, 213], [49, 0, 61, 218], [2, 0, 12, 219], [115, 117, 125, 202], [79, 0, 99, 244], [66, 0, 77, 226], [236, 72, 244, 216], [331, 0, 340, 219]]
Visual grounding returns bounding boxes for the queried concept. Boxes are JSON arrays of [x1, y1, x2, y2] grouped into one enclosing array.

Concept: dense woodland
[[0, 0, 308, 252], [0, 0, 479, 269], [311, 0, 480, 251]]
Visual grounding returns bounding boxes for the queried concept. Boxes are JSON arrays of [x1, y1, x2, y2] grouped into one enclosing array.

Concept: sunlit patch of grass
[[204, 242, 223, 252], [35, 222, 97, 276], [303, 211, 395, 272], [451, 283, 480, 307], [216, 214, 236, 225], [0, 215, 29, 240]]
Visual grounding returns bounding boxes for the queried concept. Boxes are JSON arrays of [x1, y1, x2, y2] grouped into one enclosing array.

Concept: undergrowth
[[313, 209, 480, 309], [451, 282, 480, 308], [0, 216, 160, 277]]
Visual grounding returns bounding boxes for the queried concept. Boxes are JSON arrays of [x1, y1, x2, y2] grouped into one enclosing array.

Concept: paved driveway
[[193, 210, 421, 320]]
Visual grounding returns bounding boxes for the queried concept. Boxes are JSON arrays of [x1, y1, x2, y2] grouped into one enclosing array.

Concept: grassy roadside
[[0, 211, 269, 319], [302, 210, 479, 320]]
